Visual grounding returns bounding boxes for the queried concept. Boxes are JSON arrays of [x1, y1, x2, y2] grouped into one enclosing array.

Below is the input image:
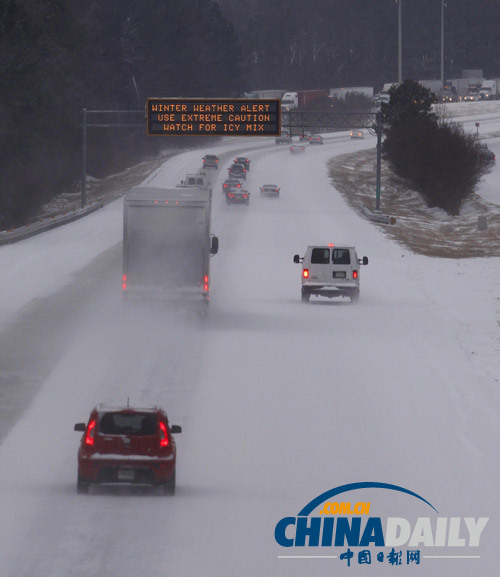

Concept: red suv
[[74, 405, 181, 495]]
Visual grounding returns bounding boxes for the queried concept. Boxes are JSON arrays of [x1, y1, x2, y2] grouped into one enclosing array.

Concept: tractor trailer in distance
[[122, 187, 219, 308], [281, 90, 329, 110]]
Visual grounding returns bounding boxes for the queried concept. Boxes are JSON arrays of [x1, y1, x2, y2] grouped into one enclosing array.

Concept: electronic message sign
[[147, 98, 281, 136]]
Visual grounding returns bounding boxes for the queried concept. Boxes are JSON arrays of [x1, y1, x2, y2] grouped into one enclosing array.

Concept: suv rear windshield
[[99, 413, 157, 436], [311, 248, 330, 264]]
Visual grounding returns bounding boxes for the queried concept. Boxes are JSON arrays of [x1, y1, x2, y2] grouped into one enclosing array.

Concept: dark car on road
[[309, 134, 324, 145], [226, 188, 250, 205], [222, 178, 243, 194], [350, 129, 364, 139], [202, 154, 219, 169], [227, 162, 247, 180], [74, 404, 181, 495], [275, 132, 292, 144], [260, 184, 280, 198], [234, 156, 250, 171]]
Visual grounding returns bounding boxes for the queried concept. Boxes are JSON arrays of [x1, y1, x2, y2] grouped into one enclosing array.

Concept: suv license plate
[[333, 271, 346, 278], [118, 468, 135, 481]]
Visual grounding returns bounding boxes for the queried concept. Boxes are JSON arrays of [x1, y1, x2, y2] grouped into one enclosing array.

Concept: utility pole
[[397, 0, 402, 83], [81, 109, 87, 208], [441, 1, 447, 85]]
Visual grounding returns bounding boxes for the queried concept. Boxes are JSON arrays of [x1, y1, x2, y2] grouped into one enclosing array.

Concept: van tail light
[[159, 422, 169, 447], [85, 420, 96, 446], [303, 269, 309, 279], [353, 270, 358, 279]]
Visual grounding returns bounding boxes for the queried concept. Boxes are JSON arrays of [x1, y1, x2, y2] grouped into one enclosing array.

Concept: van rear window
[[311, 248, 330, 264], [332, 249, 351, 265]]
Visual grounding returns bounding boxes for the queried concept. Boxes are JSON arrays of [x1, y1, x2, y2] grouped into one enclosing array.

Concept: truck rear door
[[126, 204, 205, 290]]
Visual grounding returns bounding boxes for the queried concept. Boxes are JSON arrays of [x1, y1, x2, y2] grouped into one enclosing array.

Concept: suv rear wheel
[[301, 289, 310, 303], [350, 290, 360, 304]]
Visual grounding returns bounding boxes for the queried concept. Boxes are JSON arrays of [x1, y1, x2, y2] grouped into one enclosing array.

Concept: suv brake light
[[353, 270, 358, 279], [85, 420, 96, 446], [159, 422, 169, 447], [303, 269, 309, 279]]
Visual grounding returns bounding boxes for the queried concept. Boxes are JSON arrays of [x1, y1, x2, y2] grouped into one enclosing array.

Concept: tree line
[[0, 0, 243, 229], [1, 0, 500, 228], [218, 0, 500, 91]]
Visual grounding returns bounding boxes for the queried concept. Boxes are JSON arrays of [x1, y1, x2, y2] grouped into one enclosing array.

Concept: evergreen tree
[[381, 79, 491, 216]]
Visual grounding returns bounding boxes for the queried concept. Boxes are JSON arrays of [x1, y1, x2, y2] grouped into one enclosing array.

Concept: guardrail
[[0, 200, 104, 246], [360, 204, 396, 225]]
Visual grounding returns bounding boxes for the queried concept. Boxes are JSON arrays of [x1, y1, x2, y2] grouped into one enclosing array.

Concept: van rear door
[[308, 247, 331, 284], [330, 247, 352, 281]]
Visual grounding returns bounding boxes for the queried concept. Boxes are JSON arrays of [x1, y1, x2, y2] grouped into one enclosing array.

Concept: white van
[[293, 245, 368, 303]]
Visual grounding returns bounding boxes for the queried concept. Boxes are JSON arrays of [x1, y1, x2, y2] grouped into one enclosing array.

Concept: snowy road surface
[[0, 103, 499, 577]]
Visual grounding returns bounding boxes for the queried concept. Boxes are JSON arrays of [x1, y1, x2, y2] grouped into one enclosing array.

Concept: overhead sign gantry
[[146, 98, 281, 136]]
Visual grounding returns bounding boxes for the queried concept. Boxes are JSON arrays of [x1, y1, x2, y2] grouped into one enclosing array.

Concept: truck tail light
[[303, 269, 309, 279], [353, 270, 358, 279], [85, 420, 96, 446], [159, 422, 169, 447], [122, 274, 127, 291], [242, 194, 248, 198]]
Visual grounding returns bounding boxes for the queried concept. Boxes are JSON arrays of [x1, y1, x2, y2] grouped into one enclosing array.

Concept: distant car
[[439, 91, 457, 103], [226, 188, 250, 205], [309, 134, 324, 145], [74, 404, 181, 495], [350, 130, 364, 139], [478, 143, 496, 163], [463, 92, 481, 102], [299, 132, 312, 142], [222, 178, 243, 193], [290, 144, 306, 153], [227, 162, 247, 180], [293, 245, 368, 304], [275, 132, 292, 144], [234, 156, 250, 171], [260, 184, 280, 198], [202, 154, 219, 169]]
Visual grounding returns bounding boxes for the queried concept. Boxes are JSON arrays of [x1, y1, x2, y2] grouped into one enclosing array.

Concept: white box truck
[[479, 79, 500, 100], [122, 187, 219, 308]]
